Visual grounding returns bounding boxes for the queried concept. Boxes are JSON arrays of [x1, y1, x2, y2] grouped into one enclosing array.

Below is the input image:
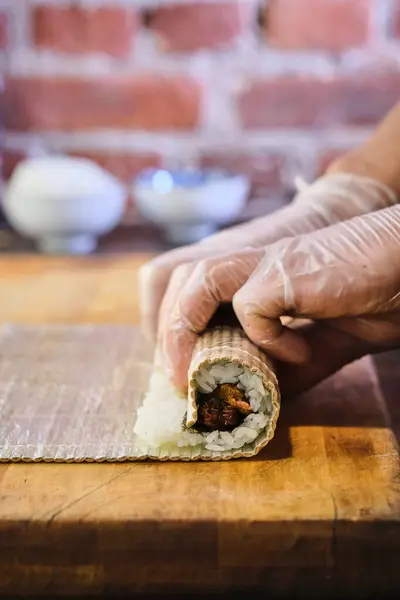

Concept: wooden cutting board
[[0, 255, 399, 598]]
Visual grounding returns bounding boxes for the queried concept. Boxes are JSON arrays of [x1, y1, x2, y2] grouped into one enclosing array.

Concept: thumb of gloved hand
[[233, 205, 400, 364]]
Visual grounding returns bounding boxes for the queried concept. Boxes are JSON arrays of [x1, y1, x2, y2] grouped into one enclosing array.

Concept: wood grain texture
[[0, 255, 399, 598]]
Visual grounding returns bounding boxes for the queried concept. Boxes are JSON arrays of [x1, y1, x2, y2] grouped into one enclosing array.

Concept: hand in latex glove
[[159, 203, 400, 394], [139, 173, 396, 338]]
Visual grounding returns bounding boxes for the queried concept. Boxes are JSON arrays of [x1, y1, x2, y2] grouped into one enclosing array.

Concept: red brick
[[4, 76, 201, 131], [149, 2, 256, 52], [69, 152, 162, 183], [267, 0, 372, 52], [395, 3, 400, 39], [200, 152, 290, 194], [237, 74, 400, 128], [2, 151, 26, 180], [0, 13, 7, 50], [33, 6, 138, 58]]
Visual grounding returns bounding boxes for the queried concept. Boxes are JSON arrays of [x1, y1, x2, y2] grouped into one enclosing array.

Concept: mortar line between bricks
[[27, 0, 259, 7], [3, 129, 373, 153]]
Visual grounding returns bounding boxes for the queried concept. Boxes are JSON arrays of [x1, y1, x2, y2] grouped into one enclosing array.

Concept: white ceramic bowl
[[2, 156, 126, 254], [133, 168, 250, 244]]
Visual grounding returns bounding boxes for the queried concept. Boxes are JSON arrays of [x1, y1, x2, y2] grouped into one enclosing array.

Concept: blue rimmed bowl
[[133, 168, 250, 244]]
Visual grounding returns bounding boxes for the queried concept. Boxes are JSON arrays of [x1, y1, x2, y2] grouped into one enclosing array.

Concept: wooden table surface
[[0, 255, 399, 598]]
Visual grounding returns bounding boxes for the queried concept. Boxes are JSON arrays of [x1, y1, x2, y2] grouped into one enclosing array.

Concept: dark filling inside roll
[[197, 383, 252, 432]]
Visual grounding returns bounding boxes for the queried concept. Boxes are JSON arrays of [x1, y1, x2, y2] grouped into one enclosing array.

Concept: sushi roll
[[134, 326, 280, 460]]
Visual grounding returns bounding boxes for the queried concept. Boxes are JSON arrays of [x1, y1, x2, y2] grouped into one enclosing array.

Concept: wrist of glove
[[159, 203, 400, 392]]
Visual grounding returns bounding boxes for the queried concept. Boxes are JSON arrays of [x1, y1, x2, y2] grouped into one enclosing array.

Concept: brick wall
[[1, 0, 400, 224]]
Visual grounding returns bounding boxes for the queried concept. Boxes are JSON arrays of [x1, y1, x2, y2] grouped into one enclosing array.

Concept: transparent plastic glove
[[157, 246, 310, 389], [160, 204, 400, 391], [234, 204, 400, 396], [139, 173, 396, 339]]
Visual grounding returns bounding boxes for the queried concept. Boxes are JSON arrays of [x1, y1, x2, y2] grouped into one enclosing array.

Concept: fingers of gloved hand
[[138, 215, 290, 340], [138, 172, 396, 339], [138, 243, 226, 340], [138, 208, 326, 341], [276, 322, 373, 398], [139, 171, 398, 342], [155, 262, 198, 390], [158, 248, 265, 390], [138, 218, 277, 340], [233, 205, 400, 364]]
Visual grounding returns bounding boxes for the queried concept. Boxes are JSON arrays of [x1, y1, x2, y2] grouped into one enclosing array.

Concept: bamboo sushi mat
[[0, 324, 383, 462], [0, 324, 156, 462]]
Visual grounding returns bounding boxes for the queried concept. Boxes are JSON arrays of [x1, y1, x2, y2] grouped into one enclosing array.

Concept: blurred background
[[0, 0, 399, 254]]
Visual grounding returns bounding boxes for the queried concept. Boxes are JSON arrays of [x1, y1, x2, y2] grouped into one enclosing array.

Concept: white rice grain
[[206, 431, 219, 444], [206, 444, 226, 452], [220, 431, 234, 445]]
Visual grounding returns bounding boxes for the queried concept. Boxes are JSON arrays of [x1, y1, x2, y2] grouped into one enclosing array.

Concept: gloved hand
[[158, 202, 400, 393], [139, 173, 396, 339]]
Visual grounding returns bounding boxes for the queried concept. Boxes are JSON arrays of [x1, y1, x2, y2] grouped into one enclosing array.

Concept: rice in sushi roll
[[134, 327, 280, 460]]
